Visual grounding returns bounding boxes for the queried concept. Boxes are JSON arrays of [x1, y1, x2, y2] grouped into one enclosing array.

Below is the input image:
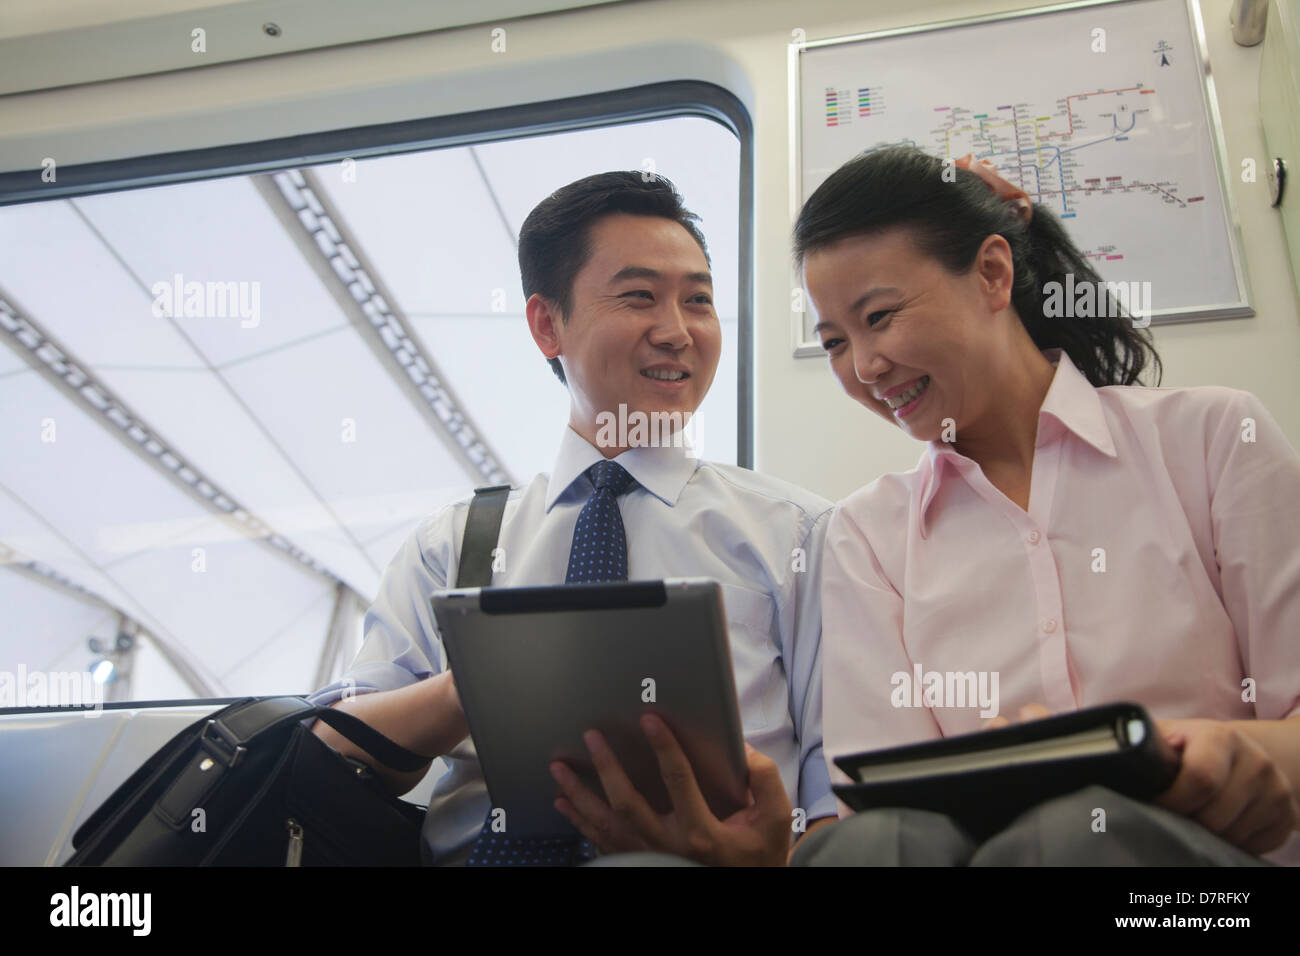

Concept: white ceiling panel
[[219, 329, 476, 531], [1, 110, 743, 702], [96, 363, 380, 595], [220, 591, 333, 696], [473, 117, 741, 319], [104, 537, 330, 682], [0, 484, 187, 654], [130, 635, 201, 701], [313, 148, 522, 316], [0, 200, 208, 369], [0, 350, 26, 376], [408, 314, 571, 480], [72, 176, 352, 367], [0, 369, 221, 566], [0, 571, 112, 676]]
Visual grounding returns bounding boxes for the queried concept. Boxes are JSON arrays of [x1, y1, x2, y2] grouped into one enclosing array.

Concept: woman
[[794, 146, 1300, 865]]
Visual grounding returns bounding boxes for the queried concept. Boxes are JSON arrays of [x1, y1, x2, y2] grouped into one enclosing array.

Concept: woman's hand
[[1154, 718, 1299, 855], [985, 705, 1299, 855], [984, 702, 1052, 729], [954, 153, 1033, 222]]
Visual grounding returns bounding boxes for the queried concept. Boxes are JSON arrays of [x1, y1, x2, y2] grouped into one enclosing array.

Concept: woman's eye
[[867, 310, 894, 326], [821, 337, 844, 352]]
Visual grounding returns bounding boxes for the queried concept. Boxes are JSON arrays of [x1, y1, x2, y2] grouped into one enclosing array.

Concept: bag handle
[[203, 697, 434, 774], [303, 486, 510, 775], [310, 705, 431, 774], [309, 487, 511, 773], [455, 484, 511, 587]]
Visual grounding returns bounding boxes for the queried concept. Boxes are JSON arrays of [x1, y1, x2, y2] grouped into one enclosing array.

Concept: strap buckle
[[199, 718, 247, 768]]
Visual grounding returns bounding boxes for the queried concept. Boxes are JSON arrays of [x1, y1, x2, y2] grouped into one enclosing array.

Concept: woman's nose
[[854, 352, 882, 386]]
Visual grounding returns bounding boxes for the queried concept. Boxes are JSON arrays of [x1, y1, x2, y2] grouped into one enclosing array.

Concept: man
[[309, 171, 837, 865]]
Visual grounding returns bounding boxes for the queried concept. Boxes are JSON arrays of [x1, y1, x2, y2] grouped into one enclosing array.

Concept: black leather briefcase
[[65, 695, 430, 866]]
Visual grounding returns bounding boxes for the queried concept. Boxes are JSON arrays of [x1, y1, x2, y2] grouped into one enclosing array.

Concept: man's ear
[[526, 293, 563, 361]]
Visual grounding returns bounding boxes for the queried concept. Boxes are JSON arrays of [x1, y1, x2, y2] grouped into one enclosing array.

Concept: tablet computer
[[432, 578, 750, 838]]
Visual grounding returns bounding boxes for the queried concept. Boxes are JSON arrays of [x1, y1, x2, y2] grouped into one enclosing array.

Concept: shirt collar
[[913, 349, 1117, 537], [544, 424, 700, 512]]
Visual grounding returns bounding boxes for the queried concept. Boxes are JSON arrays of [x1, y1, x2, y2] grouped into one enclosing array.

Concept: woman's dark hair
[[793, 146, 1161, 387], [519, 171, 710, 385]]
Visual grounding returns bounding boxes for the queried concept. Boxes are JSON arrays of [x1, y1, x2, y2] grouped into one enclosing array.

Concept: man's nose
[[650, 303, 693, 348]]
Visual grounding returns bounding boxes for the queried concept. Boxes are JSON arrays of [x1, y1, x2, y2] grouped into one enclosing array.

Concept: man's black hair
[[519, 171, 710, 385]]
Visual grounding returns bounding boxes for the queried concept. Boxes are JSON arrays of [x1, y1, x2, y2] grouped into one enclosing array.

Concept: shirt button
[[1042, 618, 1058, 633], [1027, 530, 1041, 545]]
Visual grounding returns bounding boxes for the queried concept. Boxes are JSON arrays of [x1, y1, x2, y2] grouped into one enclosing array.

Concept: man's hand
[[550, 714, 793, 866], [1153, 718, 1299, 855]]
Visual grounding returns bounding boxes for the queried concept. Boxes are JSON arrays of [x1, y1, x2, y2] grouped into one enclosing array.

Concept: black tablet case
[[831, 702, 1181, 840]]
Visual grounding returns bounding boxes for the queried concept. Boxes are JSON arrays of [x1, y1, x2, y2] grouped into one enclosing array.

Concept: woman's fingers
[[985, 703, 1052, 730], [953, 153, 1033, 221]]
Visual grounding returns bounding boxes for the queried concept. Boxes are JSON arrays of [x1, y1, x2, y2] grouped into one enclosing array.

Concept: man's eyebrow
[[609, 265, 713, 286]]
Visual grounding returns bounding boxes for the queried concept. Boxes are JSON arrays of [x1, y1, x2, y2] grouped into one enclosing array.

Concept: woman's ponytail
[[794, 146, 1162, 388]]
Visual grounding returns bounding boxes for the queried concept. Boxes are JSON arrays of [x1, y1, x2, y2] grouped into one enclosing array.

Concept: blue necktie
[[465, 460, 636, 866], [565, 460, 635, 584]]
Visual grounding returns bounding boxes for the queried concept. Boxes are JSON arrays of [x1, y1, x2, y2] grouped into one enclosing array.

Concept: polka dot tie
[[465, 460, 635, 866], [564, 460, 636, 585]]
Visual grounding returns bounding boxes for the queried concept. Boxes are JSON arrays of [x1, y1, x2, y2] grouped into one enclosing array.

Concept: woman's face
[[802, 227, 1013, 443]]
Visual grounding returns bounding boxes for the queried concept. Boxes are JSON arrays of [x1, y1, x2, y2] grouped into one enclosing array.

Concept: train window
[[0, 110, 743, 705]]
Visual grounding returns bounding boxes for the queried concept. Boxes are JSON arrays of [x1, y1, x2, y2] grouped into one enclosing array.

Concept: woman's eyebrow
[[848, 285, 903, 313], [814, 286, 904, 332]]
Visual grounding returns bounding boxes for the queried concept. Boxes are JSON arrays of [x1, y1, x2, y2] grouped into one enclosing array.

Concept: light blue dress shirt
[[309, 426, 837, 861]]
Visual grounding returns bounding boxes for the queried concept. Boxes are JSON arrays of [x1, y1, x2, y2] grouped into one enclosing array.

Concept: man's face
[[538, 213, 721, 449]]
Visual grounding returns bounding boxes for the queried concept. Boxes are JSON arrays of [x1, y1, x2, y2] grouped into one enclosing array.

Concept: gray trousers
[[789, 785, 1271, 866]]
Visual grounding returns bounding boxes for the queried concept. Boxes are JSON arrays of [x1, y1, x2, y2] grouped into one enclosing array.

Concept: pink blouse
[[821, 349, 1300, 861]]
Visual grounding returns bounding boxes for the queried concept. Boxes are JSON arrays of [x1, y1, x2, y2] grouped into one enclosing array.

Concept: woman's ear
[[973, 234, 1016, 314]]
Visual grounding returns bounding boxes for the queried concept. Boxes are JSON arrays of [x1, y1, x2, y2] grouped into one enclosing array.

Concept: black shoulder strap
[[455, 484, 511, 587]]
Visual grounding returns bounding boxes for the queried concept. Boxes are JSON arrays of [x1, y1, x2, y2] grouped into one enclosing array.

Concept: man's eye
[[821, 337, 844, 352], [867, 310, 894, 326], [690, 294, 713, 305], [621, 290, 654, 300]]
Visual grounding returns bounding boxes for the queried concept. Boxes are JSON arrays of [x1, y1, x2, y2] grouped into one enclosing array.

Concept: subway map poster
[[792, 0, 1250, 353]]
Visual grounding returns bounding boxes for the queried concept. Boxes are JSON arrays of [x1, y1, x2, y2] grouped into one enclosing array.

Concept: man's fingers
[[583, 728, 663, 838], [744, 743, 789, 812], [641, 715, 712, 822], [553, 795, 613, 852], [550, 762, 619, 834]]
